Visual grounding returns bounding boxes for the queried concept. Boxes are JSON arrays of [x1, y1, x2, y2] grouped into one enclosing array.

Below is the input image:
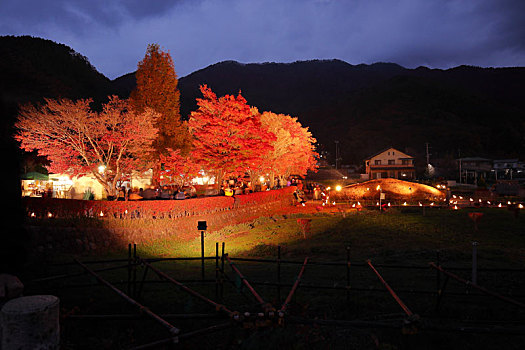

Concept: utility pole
[[335, 140, 340, 169], [458, 148, 462, 184], [425, 142, 431, 167]]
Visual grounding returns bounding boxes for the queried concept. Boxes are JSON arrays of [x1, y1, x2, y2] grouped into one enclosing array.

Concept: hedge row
[[23, 187, 296, 219]]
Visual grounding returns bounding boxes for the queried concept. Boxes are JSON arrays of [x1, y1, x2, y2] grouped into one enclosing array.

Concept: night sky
[[1, 0, 524, 79]]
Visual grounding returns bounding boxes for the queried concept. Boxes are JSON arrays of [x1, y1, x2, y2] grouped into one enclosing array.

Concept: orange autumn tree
[[15, 97, 158, 198], [188, 85, 275, 187], [260, 111, 318, 187], [130, 44, 191, 175]]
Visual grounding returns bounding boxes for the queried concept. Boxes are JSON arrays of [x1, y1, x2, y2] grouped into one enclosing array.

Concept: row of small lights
[[30, 209, 133, 218]]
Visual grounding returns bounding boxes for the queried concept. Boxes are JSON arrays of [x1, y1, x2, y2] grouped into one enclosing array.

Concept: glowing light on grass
[[498, 203, 502, 207], [469, 198, 473, 202], [403, 202, 407, 206], [335, 185, 342, 192], [430, 202, 434, 206], [487, 201, 491, 205], [453, 195, 457, 198], [453, 205, 459, 210], [419, 202, 422, 206], [31, 212, 35, 217], [99, 211, 104, 217], [519, 204, 523, 209], [47, 212, 53, 218], [507, 201, 511, 205]]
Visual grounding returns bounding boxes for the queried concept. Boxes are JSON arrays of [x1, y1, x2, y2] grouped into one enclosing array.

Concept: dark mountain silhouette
[[2, 35, 525, 172], [177, 61, 525, 167]]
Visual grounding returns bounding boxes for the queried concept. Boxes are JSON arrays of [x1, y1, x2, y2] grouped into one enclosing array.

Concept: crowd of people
[[117, 184, 197, 201], [113, 176, 328, 202]]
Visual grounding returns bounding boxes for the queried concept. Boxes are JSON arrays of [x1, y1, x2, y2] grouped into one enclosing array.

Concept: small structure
[[457, 157, 492, 185], [21, 171, 153, 200], [364, 147, 415, 180], [493, 159, 525, 180]]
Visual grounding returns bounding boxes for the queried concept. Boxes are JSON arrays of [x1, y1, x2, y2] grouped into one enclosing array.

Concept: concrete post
[[1, 295, 59, 350]]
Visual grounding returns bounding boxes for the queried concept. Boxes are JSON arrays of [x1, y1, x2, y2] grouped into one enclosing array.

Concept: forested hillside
[[2, 36, 525, 170]]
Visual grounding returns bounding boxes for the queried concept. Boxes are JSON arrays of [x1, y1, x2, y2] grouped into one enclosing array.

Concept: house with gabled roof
[[364, 147, 415, 180]]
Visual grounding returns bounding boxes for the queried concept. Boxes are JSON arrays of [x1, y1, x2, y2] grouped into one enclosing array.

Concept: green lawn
[[24, 207, 525, 349]]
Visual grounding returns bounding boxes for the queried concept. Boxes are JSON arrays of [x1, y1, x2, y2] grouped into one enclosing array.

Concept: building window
[[388, 159, 395, 165], [402, 159, 412, 165], [375, 160, 381, 165]]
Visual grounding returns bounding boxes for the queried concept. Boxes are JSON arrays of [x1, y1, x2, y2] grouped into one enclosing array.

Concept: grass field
[[23, 205, 525, 349]]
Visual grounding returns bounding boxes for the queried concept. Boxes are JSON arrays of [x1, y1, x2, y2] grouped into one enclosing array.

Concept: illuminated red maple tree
[[159, 149, 201, 187], [188, 85, 275, 186], [15, 97, 158, 197]]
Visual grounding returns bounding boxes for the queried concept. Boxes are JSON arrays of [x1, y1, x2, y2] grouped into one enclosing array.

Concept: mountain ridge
[[2, 36, 524, 173]]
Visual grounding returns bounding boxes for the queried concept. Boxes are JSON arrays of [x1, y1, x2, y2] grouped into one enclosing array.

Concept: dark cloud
[[1, 0, 524, 79]]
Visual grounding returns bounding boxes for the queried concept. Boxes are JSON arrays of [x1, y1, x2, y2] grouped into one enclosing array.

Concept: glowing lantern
[[335, 185, 342, 192], [99, 211, 104, 217], [31, 212, 35, 217], [47, 212, 53, 218], [498, 203, 502, 207], [430, 202, 434, 206], [519, 204, 524, 209], [403, 202, 407, 206], [453, 205, 459, 210]]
